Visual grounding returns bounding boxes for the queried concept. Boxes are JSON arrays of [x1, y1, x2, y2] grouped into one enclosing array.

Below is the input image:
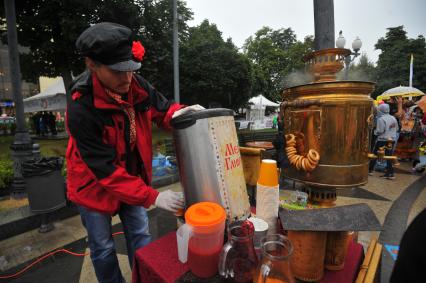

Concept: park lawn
[[0, 136, 14, 160], [151, 126, 173, 152], [0, 135, 69, 160], [0, 127, 276, 160], [0, 127, 172, 195], [0, 126, 172, 161]]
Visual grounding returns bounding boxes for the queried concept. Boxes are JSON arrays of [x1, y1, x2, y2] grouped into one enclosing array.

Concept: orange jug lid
[[185, 202, 226, 227]]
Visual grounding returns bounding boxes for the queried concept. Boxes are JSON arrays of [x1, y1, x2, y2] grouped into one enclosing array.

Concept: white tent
[[248, 94, 280, 107], [246, 94, 279, 125], [24, 78, 66, 113]]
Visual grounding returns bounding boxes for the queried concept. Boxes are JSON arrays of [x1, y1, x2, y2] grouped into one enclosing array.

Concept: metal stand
[[10, 137, 33, 199], [344, 50, 361, 80], [302, 186, 337, 207], [32, 143, 41, 159], [5, 0, 34, 199], [38, 213, 54, 233]]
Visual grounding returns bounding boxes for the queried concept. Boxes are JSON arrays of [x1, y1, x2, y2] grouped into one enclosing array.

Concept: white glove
[[172, 104, 205, 118], [155, 190, 184, 212]]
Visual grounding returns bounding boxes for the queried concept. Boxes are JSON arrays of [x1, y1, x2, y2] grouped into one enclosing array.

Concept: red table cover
[[132, 232, 189, 283], [132, 231, 364, 283]]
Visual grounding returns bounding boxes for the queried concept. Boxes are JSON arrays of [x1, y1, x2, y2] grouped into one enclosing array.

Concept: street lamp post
[[4, 0, 33, 199], [172, 0, 180, 103], [336, 31, 362, 80]]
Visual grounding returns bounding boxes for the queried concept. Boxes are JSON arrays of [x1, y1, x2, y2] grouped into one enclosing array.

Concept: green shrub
[[61, 159, 67, 178], [0, 160, 14, 189], [9, 123, 16, 134], [0, 124, 7, 135], [56, 120, 65, 132]]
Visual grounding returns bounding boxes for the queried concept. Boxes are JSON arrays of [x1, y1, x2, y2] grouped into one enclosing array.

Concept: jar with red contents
[[218, 220, 259, 282], [184, 202, 226, 278]]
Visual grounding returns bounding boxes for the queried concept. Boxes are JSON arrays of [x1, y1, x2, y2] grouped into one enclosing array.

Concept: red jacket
[[66, 71, 182, 214]]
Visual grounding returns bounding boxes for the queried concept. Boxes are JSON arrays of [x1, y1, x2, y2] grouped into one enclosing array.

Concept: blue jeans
[[369, 140, 394, 175], [414, 155, 426, 170], [78, 204, 151, 283]]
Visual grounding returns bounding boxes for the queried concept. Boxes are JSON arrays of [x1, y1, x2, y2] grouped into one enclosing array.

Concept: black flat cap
[[76, 22, 141, 71]]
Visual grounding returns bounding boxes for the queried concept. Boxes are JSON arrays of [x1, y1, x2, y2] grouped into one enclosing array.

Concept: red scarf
[[105, 88, 136, 150]]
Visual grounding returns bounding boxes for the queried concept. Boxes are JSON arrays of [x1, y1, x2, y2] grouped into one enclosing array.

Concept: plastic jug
[[176, 202, 226, 278]]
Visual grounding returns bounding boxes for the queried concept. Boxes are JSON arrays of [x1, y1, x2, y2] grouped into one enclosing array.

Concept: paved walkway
[[0, 161, 424, 283], [0, 183, 181, 283]]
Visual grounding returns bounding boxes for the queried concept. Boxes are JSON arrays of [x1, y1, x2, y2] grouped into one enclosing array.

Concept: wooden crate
[[356, 237, 382, 283]]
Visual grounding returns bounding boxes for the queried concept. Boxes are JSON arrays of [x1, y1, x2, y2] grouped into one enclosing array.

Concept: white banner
[[24, 93, 66, 113]]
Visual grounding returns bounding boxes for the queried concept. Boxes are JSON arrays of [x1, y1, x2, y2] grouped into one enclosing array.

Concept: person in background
[[273, 115, 288, 169], [412, 141, 426, 172], [273, 113, 290, 188], [272, 114, 278, 129], [368, 103, 399, 179], [32, 112, 41, 136], [369, 103, 380, 152], [66, 22, 203, 283], [48, 111, 57, 135], [40, 111, 48, 136], [390, 96, 403, 122]]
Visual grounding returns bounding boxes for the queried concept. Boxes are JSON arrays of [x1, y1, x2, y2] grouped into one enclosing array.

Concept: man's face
[[86, 58, 132, 94]]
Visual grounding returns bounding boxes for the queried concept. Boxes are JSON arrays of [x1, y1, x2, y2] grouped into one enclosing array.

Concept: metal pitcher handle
[[260, 262, 271, 283], [218, 242, 233, 278]]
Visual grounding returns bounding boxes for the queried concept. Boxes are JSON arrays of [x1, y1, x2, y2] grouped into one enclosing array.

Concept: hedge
[[0, 160, 13, 190]]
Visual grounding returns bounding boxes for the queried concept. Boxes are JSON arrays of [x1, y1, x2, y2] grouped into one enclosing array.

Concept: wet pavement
[[0, 161, 425, 283], [0, 183, 181, 283], [378, 173, 426, 283]]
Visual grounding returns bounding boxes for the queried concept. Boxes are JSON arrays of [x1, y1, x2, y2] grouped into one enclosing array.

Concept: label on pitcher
[[208, 116, 250, 221]]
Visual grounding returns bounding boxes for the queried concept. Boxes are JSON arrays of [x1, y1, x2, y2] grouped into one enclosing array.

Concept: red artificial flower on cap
[[72, 91, 82, 101], [132, 41, 145, 62]]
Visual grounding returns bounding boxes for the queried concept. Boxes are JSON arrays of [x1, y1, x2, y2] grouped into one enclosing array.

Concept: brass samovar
[[281, 48, 375, 205], [279, 3, 381, 281]]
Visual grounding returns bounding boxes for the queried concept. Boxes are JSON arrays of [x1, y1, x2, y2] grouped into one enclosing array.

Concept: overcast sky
[[184, 0, 426, 65]]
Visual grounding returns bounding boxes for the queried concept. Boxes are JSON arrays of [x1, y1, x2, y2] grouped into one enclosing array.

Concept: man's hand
[[155, 190, 184, 212], [172, 104, 205, 118]]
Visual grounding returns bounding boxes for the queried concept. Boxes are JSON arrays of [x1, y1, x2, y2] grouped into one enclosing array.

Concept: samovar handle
[[366, 114, 374, 128], [281, 99, 322, 109]]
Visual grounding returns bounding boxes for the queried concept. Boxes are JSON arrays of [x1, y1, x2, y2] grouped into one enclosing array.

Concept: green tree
[[374, 26, 426, 98], [345, 53, 377, 82], [1, 0, 143, 92], [243, 27, 313, 101], [0, 0, 192, 97], [408, 35, 426, 92], [136, 0, 192, 97], [281, 36, 314, 89], [179, 20, 252, 111]]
